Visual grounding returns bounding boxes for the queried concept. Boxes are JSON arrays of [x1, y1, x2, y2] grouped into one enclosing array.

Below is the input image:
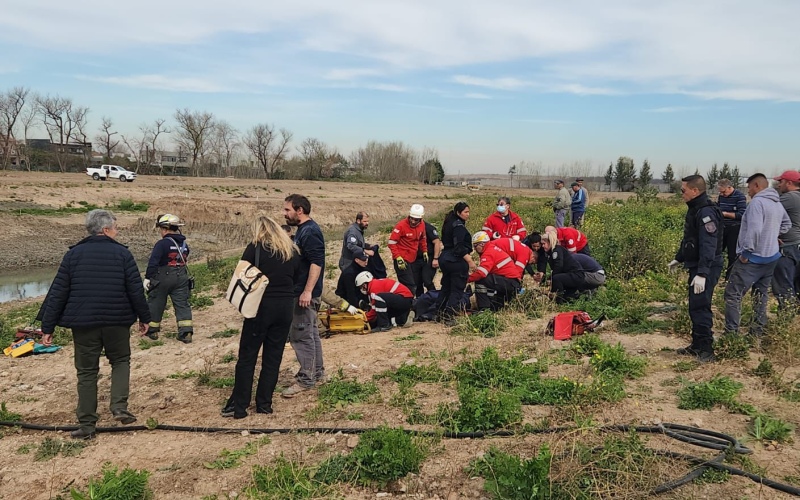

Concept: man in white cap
[[387, 204, 428, 296]]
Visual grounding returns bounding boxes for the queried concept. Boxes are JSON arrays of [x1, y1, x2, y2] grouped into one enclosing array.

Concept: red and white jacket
[[468, 245, 520, 282], [388, 218, 427, 262], [482, 211, 527, 240], [367, 278, 413, 304], [489, 238, 532, 280], [555, 227, 588, 253]]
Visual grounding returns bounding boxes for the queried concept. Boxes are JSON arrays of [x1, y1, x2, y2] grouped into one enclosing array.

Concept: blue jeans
[[724, 259, 778, 335], [772, 244, 800, 310], [555, 209, 567, 228]]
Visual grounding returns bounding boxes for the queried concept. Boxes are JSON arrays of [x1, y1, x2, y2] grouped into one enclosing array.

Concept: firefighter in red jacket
[[544, 226, 592, 256], [488, 235, 534, 281], [482, 197, 527, 241], [356, 271, 414, 332], [388, 204, 428, 296], [469, 232, 522, 311]]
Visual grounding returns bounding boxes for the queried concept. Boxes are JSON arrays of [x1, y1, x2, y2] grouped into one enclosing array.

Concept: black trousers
[[578, 244, 592, 257], [688, 263, 722, 352], [551, 271, 588, 303], [437, 257, 469, 318], [373, 293, 413, 328], [394, 260, 417, 295], [722, 224, 740, 279], [227, 296, 294, 416], [416, 260, 437, 296], [475, 275, 521, 311]]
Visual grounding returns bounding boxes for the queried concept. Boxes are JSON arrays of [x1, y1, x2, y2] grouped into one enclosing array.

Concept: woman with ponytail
[[436, 202, 475, 325]]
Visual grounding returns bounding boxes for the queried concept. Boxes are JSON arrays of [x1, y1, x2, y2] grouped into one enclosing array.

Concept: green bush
[[0, 402, 22, 422], [714, 333, 752, 361], [70, 464, 153, 500], [451, 310, 503, 337], [749, 414, 795, 443], [375, 362, 448, 387], [438, 386, 522, 433], [317, 371, 378, 409], [315, 427, 430, 487], [451, 347, 546, 394], [249, 455, 332, 499], [590, 343, 647, 379], [468, 445, 552, 500], [677, 376, 743, 410]]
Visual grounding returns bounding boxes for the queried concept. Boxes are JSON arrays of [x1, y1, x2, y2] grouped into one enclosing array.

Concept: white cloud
[[463, 93, 492, 100], [644, 106, 705, 113], [4, 0, 800, 101], [79, 75, 230, 93]]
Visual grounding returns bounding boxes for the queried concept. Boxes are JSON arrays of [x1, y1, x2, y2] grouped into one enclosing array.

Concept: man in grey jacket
[[553, 180, 571, 228], [338, 212, 374, 271], [724, 173, 791, 336], [772, 170, 800, 310]]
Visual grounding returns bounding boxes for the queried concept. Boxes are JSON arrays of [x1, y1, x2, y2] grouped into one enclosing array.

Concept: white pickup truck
[[86, 165, 137, 182]]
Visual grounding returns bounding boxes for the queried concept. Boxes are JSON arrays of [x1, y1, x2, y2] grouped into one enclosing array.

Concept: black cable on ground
[[2, 420, 798, 496]]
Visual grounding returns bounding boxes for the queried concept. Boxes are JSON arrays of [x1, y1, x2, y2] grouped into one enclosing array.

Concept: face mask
[[497, 205, 507, 214]]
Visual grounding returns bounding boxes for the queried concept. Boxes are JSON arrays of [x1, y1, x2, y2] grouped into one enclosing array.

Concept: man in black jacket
[[40, 210, 151, 440], [669, 175, 724, 362], [716, 178, 747, 279]]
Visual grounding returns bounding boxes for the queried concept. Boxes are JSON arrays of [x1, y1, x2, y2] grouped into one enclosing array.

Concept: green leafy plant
[[220, 352, 236, 363], [35, 437, 87, 461], [137, 338, 164, 350], [694, 468, 730, 484], [749, 414, 794, 443], [451, 310, 503, 337], [468, 445, 552, 500], [590, 343, 647, 379], [714, 333, 752, 361], [70, 463, 153, 500], [248, 456, 332, 499], [437, 385, 522, 433], [677, 376, 743, 410], [315, 427, 430, 487], [167, 370, 198, 379], [210, 328, 238, 339], [375, 362, 448, 388], [317, 369, 379, 409], [0, 402, 22, 422], [205, 437, 270, 469], [393, 334, 422, 341], [672, 360, 699, 373]]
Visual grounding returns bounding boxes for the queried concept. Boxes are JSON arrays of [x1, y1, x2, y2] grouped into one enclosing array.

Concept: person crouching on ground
[[356, 271, 414, 332], [39, 209, 151, 440], [222, 216, 300, 419], [469, 231, 522, 311], [144, 214, 193, 344], [541, 230, 589, 303]]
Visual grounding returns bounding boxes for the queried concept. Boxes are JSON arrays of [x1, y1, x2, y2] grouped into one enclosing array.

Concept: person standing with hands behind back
[[39, 209, 151, 440], [716, 178, 747, 279], [668, 175, 724, 363], [221, 216, 299, 419]]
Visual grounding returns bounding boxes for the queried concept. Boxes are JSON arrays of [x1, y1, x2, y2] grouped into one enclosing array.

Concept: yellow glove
[[396, 256, 407, 270], [422, 252, 429, 263]]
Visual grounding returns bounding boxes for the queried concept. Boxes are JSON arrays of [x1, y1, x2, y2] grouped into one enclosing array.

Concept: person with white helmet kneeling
[[469, 231, 523, 311], [356, 271, 414, 332]]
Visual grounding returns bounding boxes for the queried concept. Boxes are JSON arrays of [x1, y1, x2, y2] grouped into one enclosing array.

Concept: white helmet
[[156, 213, 184, 228], [472, 231, 490, 244], [355, 271, 374, 287], [409, 204, 425, 218]]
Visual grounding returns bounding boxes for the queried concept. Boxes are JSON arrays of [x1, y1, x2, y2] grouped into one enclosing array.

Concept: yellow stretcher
[[318, 308, 370, 337]]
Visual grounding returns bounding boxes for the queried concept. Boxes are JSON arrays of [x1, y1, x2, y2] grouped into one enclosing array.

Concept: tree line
[[604, 156, 743, 194], [0, 87, 445, 183]]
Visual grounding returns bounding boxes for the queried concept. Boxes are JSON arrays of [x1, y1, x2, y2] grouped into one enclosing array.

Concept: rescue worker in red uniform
[[356, 271, 414, 332], [544, 225, 592, 256], [388, 204, 428, 295], [482, 197, 527, 241], [469, 232, 522, 311], [487, 235, 533, 281]]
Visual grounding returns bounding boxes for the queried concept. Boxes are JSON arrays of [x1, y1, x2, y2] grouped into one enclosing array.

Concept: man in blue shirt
[[716, 178, 747, 279], [570, 182, 586, 229]]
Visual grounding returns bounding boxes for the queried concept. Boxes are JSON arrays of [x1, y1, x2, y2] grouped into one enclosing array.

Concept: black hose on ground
[[2, 420, 798, 496]]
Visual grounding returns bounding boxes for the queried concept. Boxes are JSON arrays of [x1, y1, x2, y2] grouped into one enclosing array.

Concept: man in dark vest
[[668, 175, 724, 362]]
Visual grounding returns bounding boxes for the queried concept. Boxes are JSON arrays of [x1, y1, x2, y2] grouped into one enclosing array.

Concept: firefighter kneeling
[[356, 271, 414, 332], [469, 231, 523, 311]]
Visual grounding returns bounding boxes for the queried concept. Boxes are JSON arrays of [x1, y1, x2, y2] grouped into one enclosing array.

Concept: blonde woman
[[222, 216, 299, 419]]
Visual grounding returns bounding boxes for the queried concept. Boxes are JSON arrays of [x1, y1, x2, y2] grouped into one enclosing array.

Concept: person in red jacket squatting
[[469, 232, 523, 311], [544, 225, 592, 256], [482, 197, 528, 241], [388, 204, 428, 296], [356, 271, 414, 332], [486, 233, 533, 280]]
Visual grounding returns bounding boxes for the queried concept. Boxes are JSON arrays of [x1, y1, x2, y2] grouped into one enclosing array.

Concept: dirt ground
[[0, 172, 798, 499]]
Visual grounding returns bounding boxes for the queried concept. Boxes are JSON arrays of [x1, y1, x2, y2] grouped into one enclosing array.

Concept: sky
[[2, 0, 799, 177]]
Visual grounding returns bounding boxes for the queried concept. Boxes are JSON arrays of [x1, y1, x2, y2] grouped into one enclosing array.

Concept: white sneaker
[[403, 311, 415, 328]]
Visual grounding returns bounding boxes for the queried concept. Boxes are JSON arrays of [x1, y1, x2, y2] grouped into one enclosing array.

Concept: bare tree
[[95, 117, 120, 162], [16, 105, 37, 171], [35, 94, 90, 172], [0, 87, 30, 170], [210, 120, 239, 174], [297, 137, 331, 180], [120, 130, 147, 173], [243, 124, 293, 178], [517, 160, 543, 189], [173, 108, 215, 174], [70, 106, 91, 167], [141, 118, 169, 167], [349, 140, 419, 181]]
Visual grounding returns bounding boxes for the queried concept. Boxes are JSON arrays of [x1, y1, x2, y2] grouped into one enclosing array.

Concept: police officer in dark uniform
[[416, 220, 442, 297], [668, 175, 724, 362]]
